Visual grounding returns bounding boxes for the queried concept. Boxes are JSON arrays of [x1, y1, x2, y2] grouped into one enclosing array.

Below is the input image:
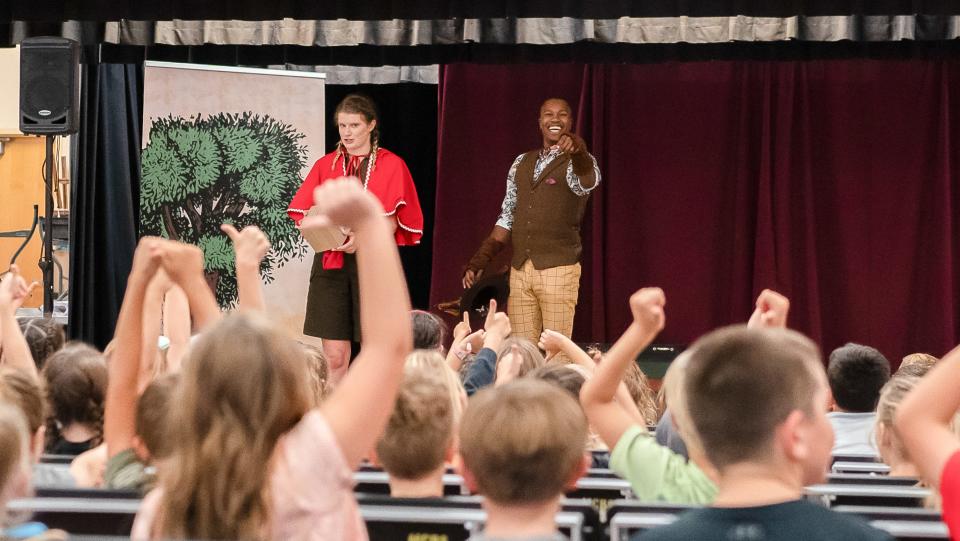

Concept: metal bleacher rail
[[361, 505, 587, 541], [609, 511, 951, 541], [804, 484, 932, 508]]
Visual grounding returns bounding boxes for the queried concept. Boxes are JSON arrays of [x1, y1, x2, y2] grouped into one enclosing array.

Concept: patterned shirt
[[495, 148, 601, 230]]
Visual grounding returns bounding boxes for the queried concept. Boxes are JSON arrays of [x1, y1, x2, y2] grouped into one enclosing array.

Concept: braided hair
[[18, 317, 65, 370], [41, 343, 108, 451]]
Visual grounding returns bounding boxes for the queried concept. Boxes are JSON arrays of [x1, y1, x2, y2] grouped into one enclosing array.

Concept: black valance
[[8, 0, 960, 23]]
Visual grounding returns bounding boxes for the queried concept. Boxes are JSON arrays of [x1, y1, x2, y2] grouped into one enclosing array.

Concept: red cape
[[287, 148, 424, 269]]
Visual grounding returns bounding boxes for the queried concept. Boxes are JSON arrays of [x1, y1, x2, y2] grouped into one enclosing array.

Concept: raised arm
[[138, 269, 171, 392], [105, 239, 161, 459], [307, 178, 413, 468], [540, 328, 648, 426], [580, 288, 665, 448], [463, 225, 510, 289], [0, 265, 40, 378], [539, 329, 594, 367], [558, 132, 599, 189], [746, 289, 790, 329], [155, 242, 222, 333], [221, 224, 270, 313], [896, 345, 960, 487], [462, 299, 511, 395], [162, 285, 191, 373]]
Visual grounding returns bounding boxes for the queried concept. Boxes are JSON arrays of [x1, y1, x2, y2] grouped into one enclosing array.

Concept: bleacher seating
[[39, 454, 76, 465], [7, 497, 140, 536], [831, 453, 883, 464], [832, 461, 892, 475], [804, 484, 932, 508], [5, 468, 947, 540], [826, 473, 919, 486], [353, 470, 469, 496], [357, 494, 601, 541]]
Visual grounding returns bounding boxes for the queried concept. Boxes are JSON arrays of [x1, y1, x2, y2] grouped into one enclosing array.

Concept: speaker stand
[[39, 135, 55, 316]]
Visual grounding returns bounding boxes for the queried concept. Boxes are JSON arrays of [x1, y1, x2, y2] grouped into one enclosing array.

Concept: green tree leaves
[[140, 112, 310, 307]]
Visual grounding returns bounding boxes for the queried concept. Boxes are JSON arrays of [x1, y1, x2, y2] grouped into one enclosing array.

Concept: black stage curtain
[[324, 84, 438, 310], [8, 0, 960, 21], [68, 62, 143, 349]]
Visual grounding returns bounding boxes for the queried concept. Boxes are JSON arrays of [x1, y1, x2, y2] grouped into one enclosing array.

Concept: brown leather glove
[[466, 236, 506, 275]]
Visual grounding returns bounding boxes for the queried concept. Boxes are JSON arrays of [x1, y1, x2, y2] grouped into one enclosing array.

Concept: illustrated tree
[[140, 112, 309, 307]]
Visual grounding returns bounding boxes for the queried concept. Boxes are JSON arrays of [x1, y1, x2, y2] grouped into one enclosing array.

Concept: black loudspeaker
[[19, 37, 80, 135]]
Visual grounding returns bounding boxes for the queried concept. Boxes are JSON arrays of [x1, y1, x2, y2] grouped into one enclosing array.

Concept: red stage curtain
[[431, 60, 960, 365]]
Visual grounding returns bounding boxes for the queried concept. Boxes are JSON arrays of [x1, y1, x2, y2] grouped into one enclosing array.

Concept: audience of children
[[827, 343, 891, 455], [0, 176, 958, 541]]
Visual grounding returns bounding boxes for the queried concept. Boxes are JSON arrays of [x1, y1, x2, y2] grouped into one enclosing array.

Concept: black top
[[46, 438, 95, 457], [635, 500, 892, 541]]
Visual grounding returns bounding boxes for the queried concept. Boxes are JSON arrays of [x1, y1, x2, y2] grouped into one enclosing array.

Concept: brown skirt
[[303, 252, 361, 341]]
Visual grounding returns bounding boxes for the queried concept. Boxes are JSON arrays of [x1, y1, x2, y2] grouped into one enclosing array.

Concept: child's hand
[[131, 237, 163, 280], [452, 312, 471, 342], [464, 329, 485, 354], [482, 299, 511, 352], [153, 240, 205, 287], [747, 289, 790, 329], [221, 224, 270, 269], [495, 344, 523, 386], [483, 299, 511, 336], [0, 265, 32, 312], [334, 235, 357, 254], [538, 329, 567, 362], [629, 287, 666, 333], [304, 177, 383, 233]]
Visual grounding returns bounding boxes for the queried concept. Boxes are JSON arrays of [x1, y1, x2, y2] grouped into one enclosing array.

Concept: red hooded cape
[[287, 148, 423, 269]]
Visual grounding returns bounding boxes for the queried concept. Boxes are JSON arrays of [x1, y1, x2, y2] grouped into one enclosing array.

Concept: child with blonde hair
[[0, 403, 66, 540], [131, 178, 413, 540], [376, 369, 456, 498], [405, 349, 467, 421], [458, 379, 589, 540], [875, 376, 922, 478], [897, 343, 960, 538]]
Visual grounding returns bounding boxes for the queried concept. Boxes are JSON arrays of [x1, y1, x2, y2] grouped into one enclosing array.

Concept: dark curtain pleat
[[432, 61, 960, 365], [68, 63, 143, 350]]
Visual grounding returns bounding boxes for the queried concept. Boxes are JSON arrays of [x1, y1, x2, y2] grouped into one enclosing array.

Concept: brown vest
[[510, 150, 594, 270]]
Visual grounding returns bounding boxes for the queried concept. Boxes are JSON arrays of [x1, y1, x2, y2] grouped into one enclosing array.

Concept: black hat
[[460, 271, 510, 330]]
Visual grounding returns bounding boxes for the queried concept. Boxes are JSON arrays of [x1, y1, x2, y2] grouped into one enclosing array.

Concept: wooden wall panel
[[0, 135, 46, 309]]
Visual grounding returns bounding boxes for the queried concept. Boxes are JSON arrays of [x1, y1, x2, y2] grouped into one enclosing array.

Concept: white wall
[[0, 46, 21, 135]]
